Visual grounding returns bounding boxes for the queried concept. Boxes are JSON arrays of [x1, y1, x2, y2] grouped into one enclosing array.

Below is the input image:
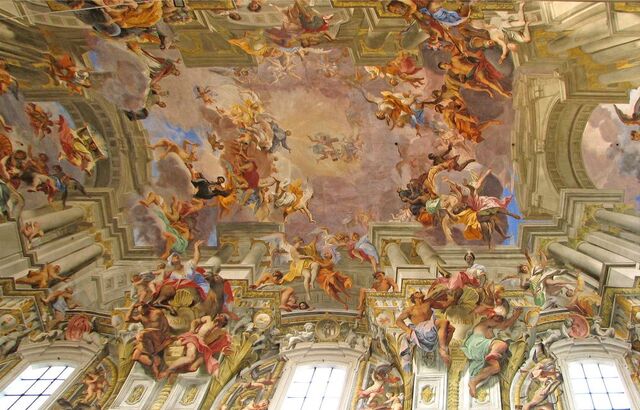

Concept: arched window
[[0, 364, 75, 409], [281, 364, 347, 410], [567, 360, 631, 410]]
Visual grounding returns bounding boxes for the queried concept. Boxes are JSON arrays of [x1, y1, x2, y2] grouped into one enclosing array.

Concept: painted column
[[594, 209, 640, 234], [414, 240, 442, 266], [584, 232, 640, 263], [401, 26, 429, 49], [240, 241, 267, 268], [385, 242, 409, 273], [24, 207, 84, 233], [364, 31, 390, 49], [56, 244, 103, 274], [576, 242, 633, 264], [547, 242, 603, 279]]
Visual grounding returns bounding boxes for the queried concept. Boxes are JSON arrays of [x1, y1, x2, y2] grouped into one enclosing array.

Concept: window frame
[[550, 337, 640, 410], [281, 364, 348, 410], [0, 363, 77, 410], [566, 359, 632, 410], [269, 343, 364, 410], [0, 340, 103, 410]]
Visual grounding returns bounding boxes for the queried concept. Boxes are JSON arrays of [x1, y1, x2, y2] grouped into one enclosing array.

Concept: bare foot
[[469, 379, 479, 398]]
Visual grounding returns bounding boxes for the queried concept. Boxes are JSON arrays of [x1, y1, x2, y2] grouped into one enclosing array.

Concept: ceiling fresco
[[0, 1, 639, 410], [582, 87, 640, 208]]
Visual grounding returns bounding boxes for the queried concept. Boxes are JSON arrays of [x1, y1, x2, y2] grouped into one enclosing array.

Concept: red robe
[[178, 331, 231, 374]]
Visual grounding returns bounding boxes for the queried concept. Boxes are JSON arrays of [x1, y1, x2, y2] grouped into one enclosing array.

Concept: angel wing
[[300, 180, 314, 204], [614, 104, 634, 124]]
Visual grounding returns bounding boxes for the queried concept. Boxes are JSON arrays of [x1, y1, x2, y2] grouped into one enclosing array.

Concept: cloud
[[90, 40, 149, 111]]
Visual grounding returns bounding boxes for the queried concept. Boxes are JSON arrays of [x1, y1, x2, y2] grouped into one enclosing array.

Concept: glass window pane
[[9, 395, 37, 410], [0, 364, 74, 410], [569, 360, 633, 410], [41, 366, 67, 380], [43, 380, 65, 395], [1, 396, 19, 408], [583, 363, 601, 377], [609, 393, 631, 409], [574, 393, 595, 410], [59, 368, 75, 379], [320, 397, 340, 410], [283, 365, 346, 410], [572, 378, 590, 394], [292, 367, 314, 383], [598, 364, 619, 378], [591, 393, 612, 410], [586, 377, 607, 394], [17, 367, 48, 381], [313, 368, 331, 384], [287, 382, 310, 398], [25, 380, 52, 395], [301, 399, 321, 410], [328, 369, 346, 387], [604, 377, 625, 393], [3, 379, 35, 396], [306, 379, 328, 398], [569, 362, 586, 378], [29, 396, 50, 410], [281, 397, 304, 410]]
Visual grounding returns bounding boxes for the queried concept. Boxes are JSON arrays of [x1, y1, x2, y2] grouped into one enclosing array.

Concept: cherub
[[284, 322, 315, 350], [236, 366, 276, 393], [147, 138, 199, 164], [591, 316, 616, 338], [521, 358, 562, 410], [131, 273, 154, 303], [357, 364, 400, 406], [207, 132, 224, 152], [16, 263, 66, 289], [25, 103, 54, 139], [195, 85, 215, 105], [81, 367, 109, 404], [382, 392, 404, 410], [20, 221, 44, 249]]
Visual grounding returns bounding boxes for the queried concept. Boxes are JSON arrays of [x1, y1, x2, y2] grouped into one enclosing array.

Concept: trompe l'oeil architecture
[[0, 1, 639, 409]]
